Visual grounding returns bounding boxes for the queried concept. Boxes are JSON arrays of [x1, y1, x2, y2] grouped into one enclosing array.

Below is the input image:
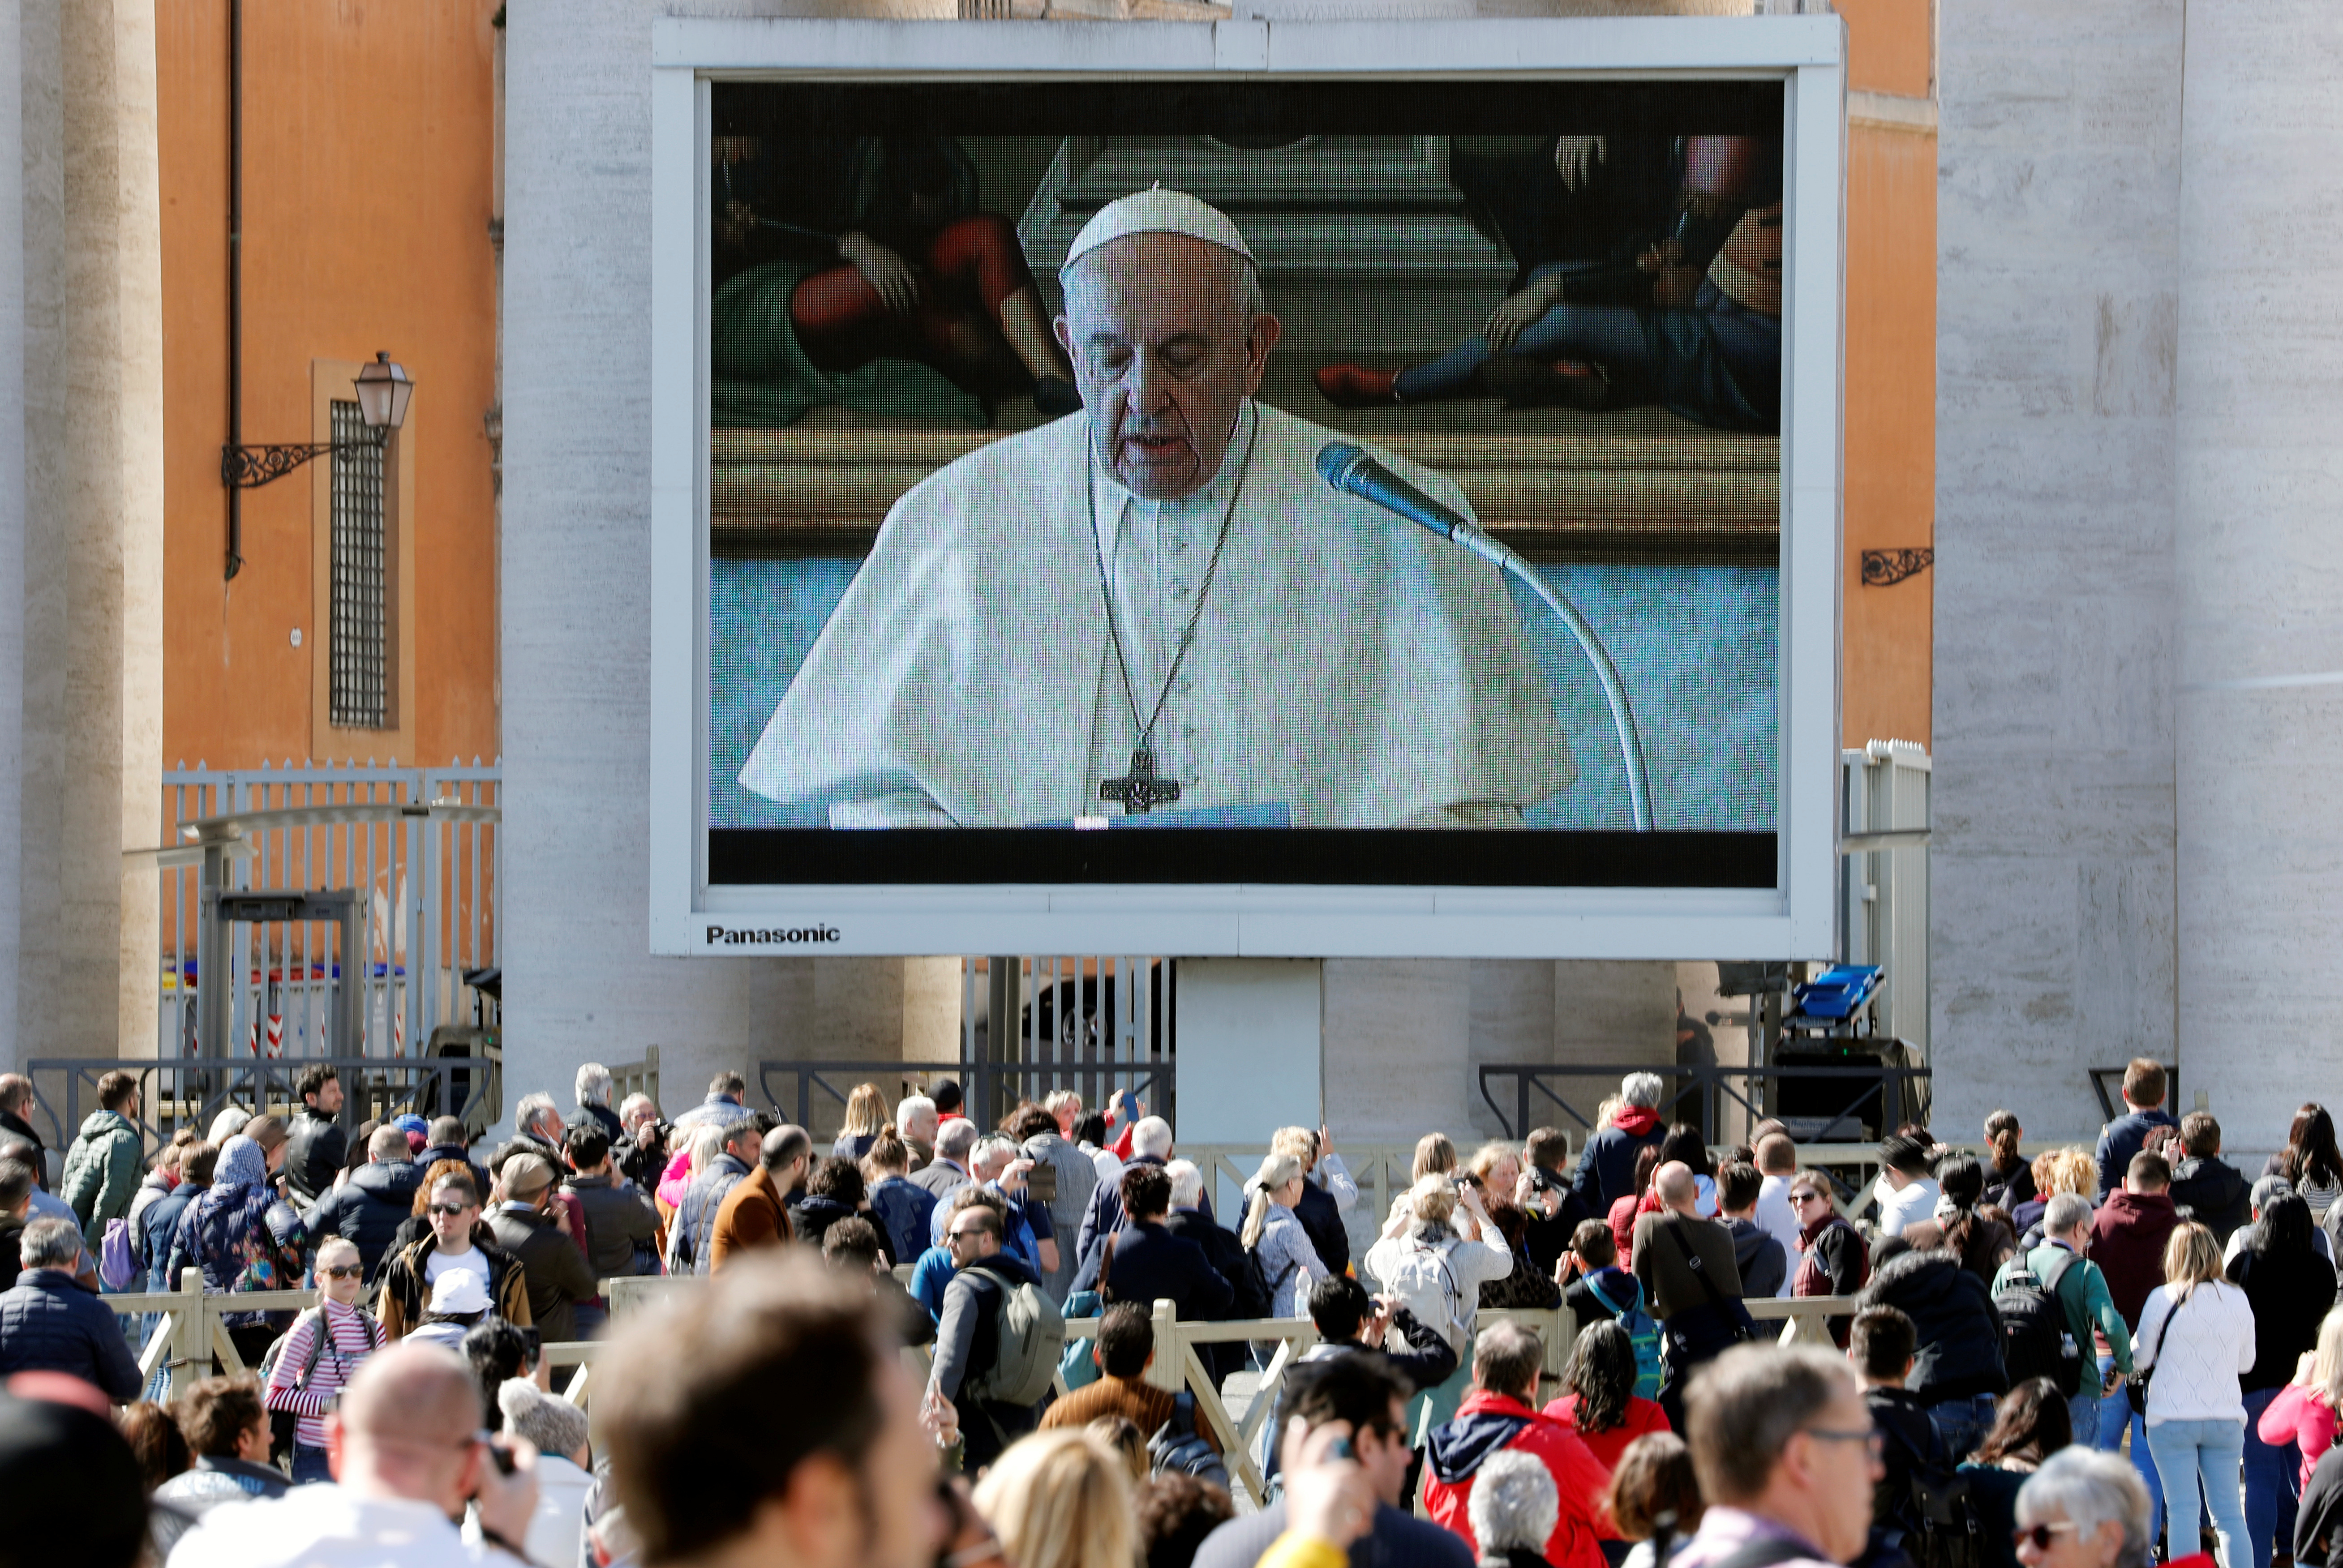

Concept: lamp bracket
[[220, 427, 389, 490]]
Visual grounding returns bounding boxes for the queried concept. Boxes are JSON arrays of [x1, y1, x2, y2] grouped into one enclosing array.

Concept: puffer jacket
[[1423, 1390, 1609, 1568], [306, 1160, 427, 1281], [141, 1180, 203, 1291], [2171, 1156, 2253, 1247], [167, 1178, 308, 1331], [0, 1269, 143, 1402], [58, 1109, 143, 1245], [1860, 1247, 2008, 1403], [869, 1174, 939, 1267]]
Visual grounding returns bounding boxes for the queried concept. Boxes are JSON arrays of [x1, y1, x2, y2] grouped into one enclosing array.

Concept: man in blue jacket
[[305, 1124, 427, 1282], [1571, 1072, 1669, 1210], [1077, 1164, 1233, 1320], [0, 1217, 142, 1403], [2094, 1058, 2177, 1198], [141, 1142, 212, 1290]]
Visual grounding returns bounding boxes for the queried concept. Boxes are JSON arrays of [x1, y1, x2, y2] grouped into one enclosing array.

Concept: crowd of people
[[1, 1056, 2342, 1568]]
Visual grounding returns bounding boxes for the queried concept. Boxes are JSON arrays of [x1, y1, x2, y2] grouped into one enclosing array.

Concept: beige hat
[[1063, 184, 1255, 270], [502, 1151, 557, 1198]]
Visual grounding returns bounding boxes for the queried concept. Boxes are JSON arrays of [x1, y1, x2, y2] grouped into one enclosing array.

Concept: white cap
[[1063, 184, 1255, 270], [429, 1266, 491, 1315]]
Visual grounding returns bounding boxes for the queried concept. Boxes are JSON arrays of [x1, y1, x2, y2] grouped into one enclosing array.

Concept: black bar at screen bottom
[[708, 829, 1777, 889]]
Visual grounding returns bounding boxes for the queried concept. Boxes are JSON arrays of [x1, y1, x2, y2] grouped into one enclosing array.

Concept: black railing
[[1476, 1058, 1933, 1144], [756, 1057, 1172, 1141], [23, 1055, 495, 1161]]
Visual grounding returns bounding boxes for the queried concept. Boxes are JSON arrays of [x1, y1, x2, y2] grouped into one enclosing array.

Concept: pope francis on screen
[[737, 188, 1575, 829]]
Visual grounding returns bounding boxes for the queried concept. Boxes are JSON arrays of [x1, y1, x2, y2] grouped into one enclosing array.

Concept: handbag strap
[[1099, 1231, 1120, 1306], [1662, 1217, 1730, 1311], [2142, 1286, 2181, 1371]]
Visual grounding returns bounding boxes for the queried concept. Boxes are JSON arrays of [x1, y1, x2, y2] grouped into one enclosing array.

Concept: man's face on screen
[[1056, 234, 1280, 501]]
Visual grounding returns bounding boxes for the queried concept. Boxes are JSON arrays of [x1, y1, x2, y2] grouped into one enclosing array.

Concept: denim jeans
[[290, 1443, 334, 1485], [2240, 1386, 2300, 1568], [1929, 1394, 2000, 1464], [2100, 1355, 2167, 1544], [2069, 1389, 2103, 1459], [2146, 1418, 2248, 1568]]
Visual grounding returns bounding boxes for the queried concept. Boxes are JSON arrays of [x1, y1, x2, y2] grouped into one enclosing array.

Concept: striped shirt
[[262, 1299, 382, 1450]]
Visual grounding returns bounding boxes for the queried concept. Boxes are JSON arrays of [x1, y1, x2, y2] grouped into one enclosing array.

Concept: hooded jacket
[[58, 1108, 143, 1244], [166, 1140, 308, 1331], [2171, 1156, 2253, 1247], [787, 1191, 859, 1253], [2090, 1189, 2180, 1328], [1424, 1390, 1609, 1568], [1724, 1215, 1788, 1299], [1859, 1248, 2007, 1403], [305, 1160, 426, 1281], [1571, 1105, 1665, 1212]]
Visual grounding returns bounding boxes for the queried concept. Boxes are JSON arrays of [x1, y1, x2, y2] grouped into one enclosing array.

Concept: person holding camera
[[168, 1342, 542, 1568]]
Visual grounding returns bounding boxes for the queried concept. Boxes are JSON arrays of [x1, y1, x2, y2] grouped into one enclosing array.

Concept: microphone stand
[[1318, 443, 1656, 831]]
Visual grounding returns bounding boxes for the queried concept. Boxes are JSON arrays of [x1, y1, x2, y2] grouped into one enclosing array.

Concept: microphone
[[1315, 442, 1509, 570], [1316, 440, 1655, 831]]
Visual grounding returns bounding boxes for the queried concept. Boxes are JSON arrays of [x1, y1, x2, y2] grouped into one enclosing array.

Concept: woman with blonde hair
[[1384, 1131, 1463, 1231], [832, 1082, 888, 1161], [970, 1428, 1134, 1568], [1367, 1172, 1515, 1435], [2133, 1221, 2256, 1568], [1241, 1150, 1317, 1317]]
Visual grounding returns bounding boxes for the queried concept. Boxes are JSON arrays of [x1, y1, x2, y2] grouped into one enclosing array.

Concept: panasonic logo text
[[705, 925, 842, 946]]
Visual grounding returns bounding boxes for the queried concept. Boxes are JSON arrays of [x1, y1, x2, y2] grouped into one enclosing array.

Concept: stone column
[[2172, 0, 2343, 1146], [0, 0, 166, 1072]]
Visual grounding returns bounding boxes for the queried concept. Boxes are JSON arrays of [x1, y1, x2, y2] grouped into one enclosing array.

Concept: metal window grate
[[329, 400, 389, 728]]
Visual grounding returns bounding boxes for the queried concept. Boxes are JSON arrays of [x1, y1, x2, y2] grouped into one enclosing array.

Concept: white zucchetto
[[1062, 184, 1257, 270]]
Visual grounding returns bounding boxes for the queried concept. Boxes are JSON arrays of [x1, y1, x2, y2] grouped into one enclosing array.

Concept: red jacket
[[1424, 1390, 1609, 1568], [2091, 1190, 2180, 1329]]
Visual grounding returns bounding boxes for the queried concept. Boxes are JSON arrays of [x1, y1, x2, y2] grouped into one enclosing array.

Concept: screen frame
[[648, 15, 1845, 960]]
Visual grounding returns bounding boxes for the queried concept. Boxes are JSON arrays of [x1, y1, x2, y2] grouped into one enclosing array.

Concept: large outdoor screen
[[650, 20, 1845, 957]]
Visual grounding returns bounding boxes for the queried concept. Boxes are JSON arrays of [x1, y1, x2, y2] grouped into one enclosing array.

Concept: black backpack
[[1993, 1249, 2083, 1396], [1876, 1418, 1986, 1568]]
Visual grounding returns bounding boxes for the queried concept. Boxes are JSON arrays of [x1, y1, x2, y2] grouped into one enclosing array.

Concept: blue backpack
[[1585, 1272, 1665, 1400]]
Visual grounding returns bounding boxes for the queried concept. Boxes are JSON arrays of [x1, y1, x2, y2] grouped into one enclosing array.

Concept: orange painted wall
[[156, 1, 502, 772], [1837, 0, 1937, 749]]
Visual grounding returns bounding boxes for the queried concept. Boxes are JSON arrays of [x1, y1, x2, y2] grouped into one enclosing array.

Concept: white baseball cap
[[428, 1267, 491, 1316], [1063, 184, 1256, 270]]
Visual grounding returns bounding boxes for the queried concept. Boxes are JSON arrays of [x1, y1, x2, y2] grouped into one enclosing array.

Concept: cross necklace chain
[[1086, 412, 1261, 815]]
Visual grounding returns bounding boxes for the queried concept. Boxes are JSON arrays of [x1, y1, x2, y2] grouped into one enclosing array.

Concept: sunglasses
[[2014, 1524, 2079, 1551], [947, 1228, 988, 1242], [1792, 1190, 1829, 1205], [428, 1202, 474, 1218], [320, 1265, 363, 1280]]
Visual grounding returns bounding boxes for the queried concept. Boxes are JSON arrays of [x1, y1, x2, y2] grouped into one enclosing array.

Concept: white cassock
[[737, 398, 1574, 827]]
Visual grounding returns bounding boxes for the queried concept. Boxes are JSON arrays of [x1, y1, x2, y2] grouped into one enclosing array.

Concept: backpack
[[1150, 1392, 1230, 1489], [1583, 1272, 1665, 1399], [1878, 1418, 1986, 1568], [962, 1266, 1068, 1409], [1992, 1249, 2082, 1396], [258, 1307, 383, 1462], [1377, 1235, 1476, 1357], [1058, 1290, 1105, 1392], [99, 1219, 137, 1290]]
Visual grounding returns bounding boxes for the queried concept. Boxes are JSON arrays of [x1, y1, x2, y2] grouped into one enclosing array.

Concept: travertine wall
[[0, 0, 165, 1071], [1934, 0, 2343, 1148], [2168, 3, 2343, 1147]]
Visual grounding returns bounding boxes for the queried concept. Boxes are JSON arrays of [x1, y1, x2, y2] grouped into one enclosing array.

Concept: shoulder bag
[[2126, 1288, 2181, 1416]]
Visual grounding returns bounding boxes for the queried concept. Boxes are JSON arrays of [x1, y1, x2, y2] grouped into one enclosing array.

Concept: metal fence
[[158, 762, 499, 1060], [1476, 1057, 1933, 1144], [21, 1055, 496, 1162]]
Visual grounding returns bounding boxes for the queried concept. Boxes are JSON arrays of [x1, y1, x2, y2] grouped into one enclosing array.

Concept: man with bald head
[[1632, 1158, 1757, 1429], [739, 186, 1572, 829], [167, 1342, 541, 1567]]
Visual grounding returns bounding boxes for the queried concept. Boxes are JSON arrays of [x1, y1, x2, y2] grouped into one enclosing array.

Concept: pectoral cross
[[1099, 747, 1181, 815]]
